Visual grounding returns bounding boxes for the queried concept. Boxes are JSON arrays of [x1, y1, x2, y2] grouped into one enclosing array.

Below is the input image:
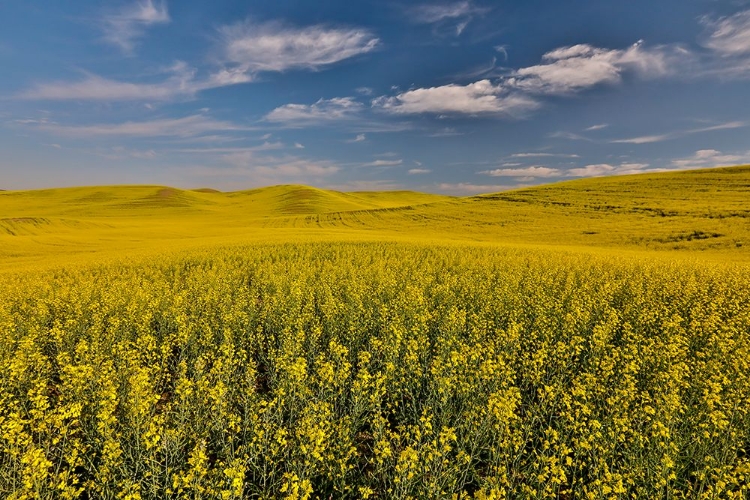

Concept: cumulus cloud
[[216, 21, 378, 82], [373, 80, 538, 115], [480, 166, 561, 178], [671, 149, 750, 169], [102, 0, 170, 54], [265, 97, 364, 126], [506, 41, 677, 95], [373, 40, 684, 116]]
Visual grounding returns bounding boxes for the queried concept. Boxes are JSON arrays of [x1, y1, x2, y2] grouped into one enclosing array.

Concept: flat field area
[[1, 167, 749, 498]]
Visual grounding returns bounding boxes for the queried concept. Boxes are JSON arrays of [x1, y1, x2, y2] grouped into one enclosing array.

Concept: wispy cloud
[[480, 166, 561, 178], [408, 168, 431, 174], [435, 182, 516, 195], [326, 180, 404, 191], [27, 114, 250, 138], [373, 80, 538, 115], [223, 153, 340, 179], [170, 143, 285, 154], [610, 121, 746, 144], [609, 134, 670, 145], [700, 10, 750, 76], [216, 21, 379, 82], [346, 133, 367, 143], [428, 127, 464, 137], [702, 10, 750, 56], [548, 131, 594, 141], [265, 97, 364, 126], [181, 150, 343, 188], [19, 62, 199, 101], [585, 123, 609, 131], [408, 1, 490, 36], [102, 0, 170, 54]]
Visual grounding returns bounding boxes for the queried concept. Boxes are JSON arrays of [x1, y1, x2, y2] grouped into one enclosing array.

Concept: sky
[[2, 1, 750, 194]]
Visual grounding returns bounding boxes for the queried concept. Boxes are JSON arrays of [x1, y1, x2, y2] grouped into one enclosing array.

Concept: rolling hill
[[1, 165, 749, 270]]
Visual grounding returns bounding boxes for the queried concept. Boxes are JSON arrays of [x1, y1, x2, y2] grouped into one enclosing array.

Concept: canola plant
[[1, 242, 748, 499]]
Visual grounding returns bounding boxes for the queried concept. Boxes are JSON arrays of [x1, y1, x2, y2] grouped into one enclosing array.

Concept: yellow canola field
[[0, 167, 750, 498], [2, 244, 750, 498]]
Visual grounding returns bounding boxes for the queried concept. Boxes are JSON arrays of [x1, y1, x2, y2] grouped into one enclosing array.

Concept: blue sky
[[2, 1, 750, 193]]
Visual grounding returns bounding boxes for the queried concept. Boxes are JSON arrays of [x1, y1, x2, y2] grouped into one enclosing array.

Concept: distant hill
[[1, 166, 749, 269]]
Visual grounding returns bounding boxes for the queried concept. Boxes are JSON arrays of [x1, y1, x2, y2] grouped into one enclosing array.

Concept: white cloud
[[408, 168, 431, 174], [294, 142, 305, 149], [373, 80, 538, 115], [21, 21, 378, 102], [480, 166, 561, 178], [567, 164, 616, 177], [585, 123, 609, 131], [372, 39, 685, 117], [611, 121, 746, 144], [30, 114, 249, 138], [265, 97, 363, 126], [362, 159, 403, 167], [699, 10, 750, 77], [702, 10, 750, 56], [216, 21, 379, 82], [102, 0, 170, 54], [507, 41, 677, 95], [346, 133, 367, 143], [511, 152, 580, 158], [610, 134, 670, 145], [671, 149, 750, 169], [567, 162, 652, 177]]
